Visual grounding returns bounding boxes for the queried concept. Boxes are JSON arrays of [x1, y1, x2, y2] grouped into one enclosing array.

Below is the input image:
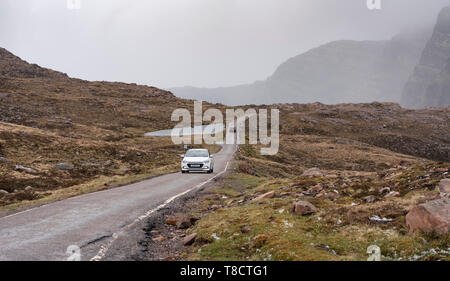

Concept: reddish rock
[[292, 201, 318, 215], [152, 236, 166, 242], [306, 184, 323, 195], [439, 179, 450, 197], [405, 198, 450, 235], [279, 192, 292, 197], [166, 218, 180, 226], [183, 233, 197, 246], [253, 191, 275, 201], [240, 226, 252, 233], [252, 234, 268, 248]]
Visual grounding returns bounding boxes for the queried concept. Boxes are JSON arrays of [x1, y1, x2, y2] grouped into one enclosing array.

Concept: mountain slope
[[0, 47, 219, 209], [401, 6, 450, 108], [171, 29, 429, 106], [0, 48, 68, 79]]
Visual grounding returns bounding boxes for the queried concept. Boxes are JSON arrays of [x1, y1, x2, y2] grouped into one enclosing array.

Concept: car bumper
[[181, 164, 211, 172]]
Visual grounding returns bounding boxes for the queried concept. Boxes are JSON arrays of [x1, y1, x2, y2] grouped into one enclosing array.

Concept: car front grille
[[187, 163, 204, 168]]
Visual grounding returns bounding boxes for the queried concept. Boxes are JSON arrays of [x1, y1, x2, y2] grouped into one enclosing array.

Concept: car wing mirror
[[180, 154, 185, 158], [210, 154, 214, 158]]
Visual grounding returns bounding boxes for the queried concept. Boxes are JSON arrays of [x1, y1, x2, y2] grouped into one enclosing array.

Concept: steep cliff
[[401, 6, 450, 108]]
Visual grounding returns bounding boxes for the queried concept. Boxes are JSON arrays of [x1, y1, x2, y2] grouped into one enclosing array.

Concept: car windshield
[[185, 150, 209, 157]]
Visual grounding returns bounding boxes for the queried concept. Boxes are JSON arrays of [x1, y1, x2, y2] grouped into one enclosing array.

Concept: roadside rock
[[14, 165, 38, 175], [176, 218, 192, 229], [405, 198, 450, 235], [183, 233, 197, 246], [439, 179, 450, 198], [0, 189, 8, 194], [24, 186, 33, 191], [165, 218, 180, 226], [152, 236, 166, 242], [292, 201, 318, 215], [364, 195, 376, 203], [0, 157, 8, 163], [253, 191, 275, 201], [302, 168, 323, 177], [55, 162, 74, 171]]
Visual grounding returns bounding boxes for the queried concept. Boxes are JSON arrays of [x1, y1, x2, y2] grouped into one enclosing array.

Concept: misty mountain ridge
[[170, 28, 430, 106], [401, 6, 450, 108]]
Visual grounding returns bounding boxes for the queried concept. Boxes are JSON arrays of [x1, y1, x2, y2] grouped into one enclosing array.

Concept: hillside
[[137, 102, 449, 261], [0, 47, 220, 210], [171, 29, 429, 106]]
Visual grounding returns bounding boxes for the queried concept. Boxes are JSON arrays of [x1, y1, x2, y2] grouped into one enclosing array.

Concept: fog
[[0, 0, 449, 88]]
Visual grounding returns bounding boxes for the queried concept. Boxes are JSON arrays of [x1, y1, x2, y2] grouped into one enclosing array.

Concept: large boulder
[[405, 198, 450, 235], [292, 201, 318, 215], [439, 179, 450, 198]]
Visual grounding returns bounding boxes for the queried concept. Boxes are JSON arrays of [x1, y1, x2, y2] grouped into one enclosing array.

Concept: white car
[[181, 149, 214, 173]]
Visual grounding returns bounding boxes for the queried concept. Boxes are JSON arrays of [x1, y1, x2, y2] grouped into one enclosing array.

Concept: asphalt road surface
[[0, 144, 235, 261]]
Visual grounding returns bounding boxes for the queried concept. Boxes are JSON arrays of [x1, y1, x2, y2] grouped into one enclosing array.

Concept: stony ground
[[138, 127, 449, 261]]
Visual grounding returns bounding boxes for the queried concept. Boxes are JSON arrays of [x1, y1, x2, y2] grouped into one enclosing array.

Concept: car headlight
[[182, 160, 187, 164]]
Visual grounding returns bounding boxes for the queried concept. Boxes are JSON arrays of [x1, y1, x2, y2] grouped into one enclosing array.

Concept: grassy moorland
[[174, 103, 450, 261]]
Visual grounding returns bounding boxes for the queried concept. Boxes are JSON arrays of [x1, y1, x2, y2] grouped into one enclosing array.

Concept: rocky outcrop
[[401, 6, 450, 108], [405, 198, 450, 235]]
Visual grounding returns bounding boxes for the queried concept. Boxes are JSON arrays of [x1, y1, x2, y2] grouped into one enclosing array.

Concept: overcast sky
[[1, 0, 449, 88]]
